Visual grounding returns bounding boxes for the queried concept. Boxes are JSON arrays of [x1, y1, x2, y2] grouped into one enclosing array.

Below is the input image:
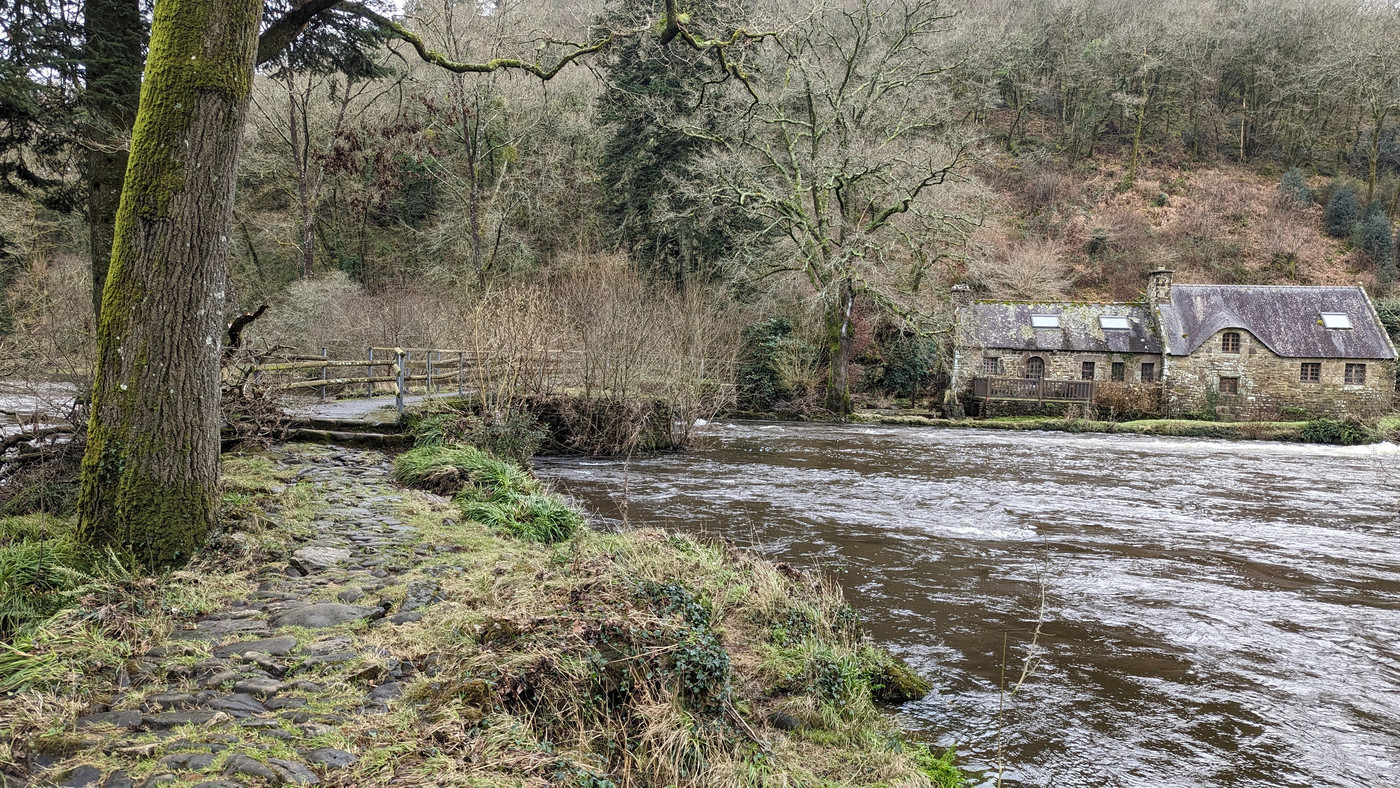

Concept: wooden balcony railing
[[971, 376, 1095, 403]]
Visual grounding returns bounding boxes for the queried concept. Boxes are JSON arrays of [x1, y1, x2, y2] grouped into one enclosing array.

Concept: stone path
[[283, 392, 464, 425], [26, 445, 460, 788]]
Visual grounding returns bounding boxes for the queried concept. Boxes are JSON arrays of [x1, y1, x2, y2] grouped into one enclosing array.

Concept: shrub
[[1373, 297, 1400, 345], [876, 332, 941, 401], [735, 317, 821, 414], [737, 317, 796, 411], [526, 394, 675, 455], [1324, 184, 1359, 238], [1280, 167, 1312, 206], [1354, 210, 1395, 279], [1093, 382, 1162, 420], [1300, 417, 1375, 445]]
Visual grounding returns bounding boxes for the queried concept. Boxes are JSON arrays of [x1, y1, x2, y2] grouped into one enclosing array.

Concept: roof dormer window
[[1320, 312, 1352, 329], [1030, 314, 1060, 328], [1098, 316, 1131, 330]]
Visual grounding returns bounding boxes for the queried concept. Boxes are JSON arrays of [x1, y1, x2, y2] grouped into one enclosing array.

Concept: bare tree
[[693, 0, 975, 414], [251, 72, 389, 278]]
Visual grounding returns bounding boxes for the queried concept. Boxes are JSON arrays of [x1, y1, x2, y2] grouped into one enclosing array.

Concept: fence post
[[395, 348, 407, 416], [457, 352, 464, 397], [319, 347, 328, 400], [426, 352, 434, 395], [1037, 377, 1044, 402], [366, 347, 374, 398]]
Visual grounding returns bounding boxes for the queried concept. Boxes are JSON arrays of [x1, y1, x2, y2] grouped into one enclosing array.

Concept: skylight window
[[1320, 312, 1352, 329], [1099, 316, 1131, 330], [1030, 314, 1060, 328]]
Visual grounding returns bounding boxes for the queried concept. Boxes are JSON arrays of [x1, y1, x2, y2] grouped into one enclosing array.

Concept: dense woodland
[[5, 0, 1400, 547], [8, 0, 1400, 393]]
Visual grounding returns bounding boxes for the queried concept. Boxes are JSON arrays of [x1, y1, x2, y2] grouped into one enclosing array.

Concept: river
[[535, 421, 1400, 788]]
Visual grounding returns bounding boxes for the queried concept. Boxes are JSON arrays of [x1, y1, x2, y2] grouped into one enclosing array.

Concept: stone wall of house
[[1162, 328, 1395, 420], [960, 349, 1163, 385]]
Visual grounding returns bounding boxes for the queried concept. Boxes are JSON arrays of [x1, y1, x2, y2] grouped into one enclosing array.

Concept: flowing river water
[[535, 421, 1400, 788]]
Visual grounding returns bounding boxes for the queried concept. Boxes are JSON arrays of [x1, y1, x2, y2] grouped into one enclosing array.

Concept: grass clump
[[458, 491, 583, 543], [407, 405, 547, 463], [392, 443, 534, 497], [0, 515, 112, 642], [1299, 417, 1376, 445], [394, 442, 584, 543]]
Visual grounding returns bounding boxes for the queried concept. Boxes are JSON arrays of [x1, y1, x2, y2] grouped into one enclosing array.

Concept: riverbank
[[536, 419, 1400, 786], [849, 410, 1400, 444], [0, 444, 964, 787]]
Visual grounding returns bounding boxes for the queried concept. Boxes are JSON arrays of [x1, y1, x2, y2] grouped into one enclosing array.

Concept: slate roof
[[1157, 284, 1397, 359], [964, 301, 1163, 354]]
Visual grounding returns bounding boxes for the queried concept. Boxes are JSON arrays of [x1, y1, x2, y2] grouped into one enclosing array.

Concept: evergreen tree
[[1279, 167, 1311, 206], [0, 0, 82, 208], [596, 0, 757, 286], [1355, 209, 1394, 280], [1325, 184, 1359, 238]]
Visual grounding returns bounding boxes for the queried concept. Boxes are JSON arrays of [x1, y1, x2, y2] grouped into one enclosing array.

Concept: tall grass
[[393, 443, 584, 543], [0, 515, 91, 640]]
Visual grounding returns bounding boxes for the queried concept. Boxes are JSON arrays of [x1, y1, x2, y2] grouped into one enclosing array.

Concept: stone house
[[949, 270, 1397, 420]]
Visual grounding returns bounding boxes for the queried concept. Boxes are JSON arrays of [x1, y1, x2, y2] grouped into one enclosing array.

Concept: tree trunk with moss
[[824, 279, 855, 416], [82, 0, 147, 320], [77, 0, 263, 567]]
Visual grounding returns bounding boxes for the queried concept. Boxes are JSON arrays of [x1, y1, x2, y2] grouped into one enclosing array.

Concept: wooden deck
[[971, 376, 1095, 403]]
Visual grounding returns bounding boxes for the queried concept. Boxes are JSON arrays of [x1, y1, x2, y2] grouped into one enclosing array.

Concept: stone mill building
[[949, 270, 1397, 420]]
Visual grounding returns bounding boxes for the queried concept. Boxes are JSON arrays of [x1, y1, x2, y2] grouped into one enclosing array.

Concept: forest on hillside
[[7, 0, 1400, 413]]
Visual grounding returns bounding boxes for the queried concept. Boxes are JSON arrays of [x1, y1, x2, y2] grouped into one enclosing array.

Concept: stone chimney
[[1146, 269, 1174, 305], [951, 283, 973, 308]]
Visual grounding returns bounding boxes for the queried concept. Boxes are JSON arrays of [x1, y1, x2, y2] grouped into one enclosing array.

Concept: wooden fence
[[246, 347, 584, 415], [971, 376, 1096, 403]]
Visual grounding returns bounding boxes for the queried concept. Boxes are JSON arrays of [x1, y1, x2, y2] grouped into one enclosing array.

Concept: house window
[[1300, 362, 1321, 383], [1219, 376, 1239, 395], [1320, 313, 1352, 329], [1024, 356, 1045, 379], [1345, 363, 1367, 384], [1111, 362, 1125, 382], [1081, 361, 1095, 380], [1030, 314, 1060, 328], [1099, 316, 1131, 330], [1140, 362, 1156, 383], [1222, 332, 1240, 353], [982, 357, 1003, 376]]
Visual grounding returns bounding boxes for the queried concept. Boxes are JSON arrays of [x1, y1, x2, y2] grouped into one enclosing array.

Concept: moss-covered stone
[[869, 653, 933, 703]]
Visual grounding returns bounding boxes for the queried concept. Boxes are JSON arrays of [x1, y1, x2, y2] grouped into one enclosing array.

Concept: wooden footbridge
[[238, 346, 584, 417]]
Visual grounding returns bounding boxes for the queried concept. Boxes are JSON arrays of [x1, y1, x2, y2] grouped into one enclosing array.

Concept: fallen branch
[[225, 304, 269, 353], [0, 426, 75, 455]]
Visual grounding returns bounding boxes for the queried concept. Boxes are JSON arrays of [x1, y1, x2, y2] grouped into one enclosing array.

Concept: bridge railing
[[971, 376, 1095, 403], [241, 347, 586, 415]]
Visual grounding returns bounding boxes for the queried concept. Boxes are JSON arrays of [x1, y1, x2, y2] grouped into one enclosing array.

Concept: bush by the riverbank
[[1, 444, 965, 787], [855, 411, 1396, 445]]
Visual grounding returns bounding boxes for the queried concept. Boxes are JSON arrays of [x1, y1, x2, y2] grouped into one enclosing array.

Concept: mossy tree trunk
[[77, 0, 263, 567], [82, 0, 146, 320], [824, 279, 855, 416]]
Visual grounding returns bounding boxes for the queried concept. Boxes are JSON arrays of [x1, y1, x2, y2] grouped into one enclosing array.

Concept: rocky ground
[[20, 445, 462, 788]]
